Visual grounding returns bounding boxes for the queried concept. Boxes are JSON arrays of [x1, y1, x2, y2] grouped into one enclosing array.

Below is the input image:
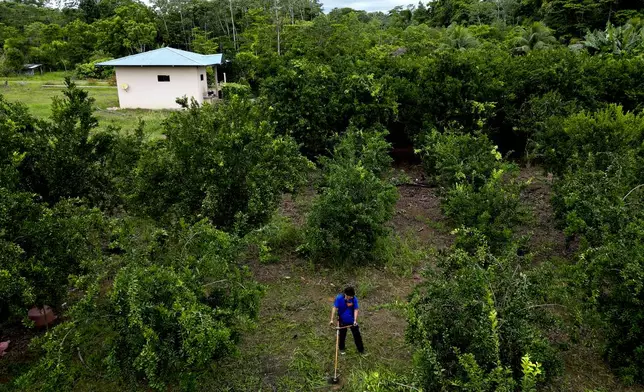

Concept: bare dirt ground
[[0, 324, 41, 386], [518, 166, 569, 262], [392, 184, 452, 250]]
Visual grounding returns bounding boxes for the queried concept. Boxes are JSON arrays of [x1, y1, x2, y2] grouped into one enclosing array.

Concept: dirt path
[[518, 166, 568, 261]]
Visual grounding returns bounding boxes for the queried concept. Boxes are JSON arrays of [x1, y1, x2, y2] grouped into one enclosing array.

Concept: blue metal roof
[[96, 47, 223, 67]]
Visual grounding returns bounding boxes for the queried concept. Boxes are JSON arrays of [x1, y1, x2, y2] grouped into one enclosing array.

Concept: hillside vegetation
[[2, 0, 644, 391]]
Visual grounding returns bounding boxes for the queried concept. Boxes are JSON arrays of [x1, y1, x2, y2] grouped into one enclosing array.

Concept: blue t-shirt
[[334, 294, 359, 324]]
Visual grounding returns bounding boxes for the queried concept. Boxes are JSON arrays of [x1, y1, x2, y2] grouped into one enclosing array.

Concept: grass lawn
[[2, 71, 110, 85], [0, 79, 168, 137]]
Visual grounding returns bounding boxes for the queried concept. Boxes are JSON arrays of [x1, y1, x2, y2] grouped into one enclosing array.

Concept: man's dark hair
[[344, 286, 355, 297]]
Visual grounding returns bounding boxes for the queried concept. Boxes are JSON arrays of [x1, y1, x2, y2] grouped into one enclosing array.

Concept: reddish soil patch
[[0, 322, 43, 384], [392, 185, 452, 250], [517, 166, 568, 261], [279, 186, 316, 227]]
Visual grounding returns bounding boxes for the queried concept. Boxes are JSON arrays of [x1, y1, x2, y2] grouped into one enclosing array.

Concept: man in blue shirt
[[329, 286, 364, 354]]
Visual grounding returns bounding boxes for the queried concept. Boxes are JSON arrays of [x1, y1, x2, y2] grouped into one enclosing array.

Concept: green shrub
[[442, 167, 530, 251], [548, 117, 644, 383], [74, 58, 114, 79], [262, 59, 397, 158], [0, 196, 106, 322], [510, 92, 579, 163], [348, 369, 418, 392], [408, 244, 561, 391], [130, 96, 311, 234], [262, 59, 341, 158], [542, 105, 644, 175], [303, 127, 398, 264], [416, 129, 504, 190], [2, 79, 130, 208], [552, 152, 641, 247], [416, 129, 529, 252], [221, 82, 252, 98], [247, 213, 302, 264], [17, 220, 262, 391], [0, 87, 115, 322], [581, 220, 644, 384], [440, 352, 543, 392]]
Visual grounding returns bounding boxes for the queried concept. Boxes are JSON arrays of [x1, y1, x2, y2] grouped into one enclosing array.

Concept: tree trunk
[[229, 0, 237, 50], [275, 0, 281, 55]]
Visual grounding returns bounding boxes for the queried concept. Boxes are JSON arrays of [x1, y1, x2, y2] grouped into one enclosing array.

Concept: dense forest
[[2, 0, 644, 390]]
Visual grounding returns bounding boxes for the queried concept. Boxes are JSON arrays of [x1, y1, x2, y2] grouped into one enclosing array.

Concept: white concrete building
[[97, 48, 223, 109]]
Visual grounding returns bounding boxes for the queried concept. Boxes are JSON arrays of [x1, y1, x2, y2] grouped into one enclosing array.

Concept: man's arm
[[353, 298, 359, 325], [329, 306, 337, 325]]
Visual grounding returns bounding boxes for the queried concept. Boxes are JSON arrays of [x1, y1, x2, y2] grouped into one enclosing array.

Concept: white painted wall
[[114, 66, 204, 109], [197, 66, 208, 97]]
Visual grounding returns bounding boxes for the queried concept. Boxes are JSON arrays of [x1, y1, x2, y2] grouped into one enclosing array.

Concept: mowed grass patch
[[207, 207, 421, 391], [2, 72, 110, 86], [0, 83, 168, 137], [204, 258, 416, 391]]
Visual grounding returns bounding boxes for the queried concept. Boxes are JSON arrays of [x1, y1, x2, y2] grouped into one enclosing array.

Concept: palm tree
[[512, 22, 557, 55], [582, 23, 644, 55], [443, 23, 479, 50]]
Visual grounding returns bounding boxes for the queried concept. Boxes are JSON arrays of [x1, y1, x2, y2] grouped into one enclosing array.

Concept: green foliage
[[442, 169, 529, 251], [521, 355, 543, 392], [581, 221, 644, 384], [581, 23, 644, 56], [130, 96, 310, 234], [407, 244, 560, 391], [0, 85, 116, 321], [549, 105, 644, 382], [348, 369, 418, 392], [221, 82, 252, 99], [0, 196, 106, 321], [246, 213, 302, 264], [443, 23, 480, 49], [261, 59, 339, 158], [16, 220, 262, 391], [74, 58, 114, 79], [417, 130, 529, 251], [511, 22, 558, 55], [5, 78, 129, 208], [261, 58, 398, 158], [509, 92, 579, 161], [450, 352, 517, 392], [542, 105, 644, 175], [552, 153, 641, 246], [416, 129, 503, 190], [2, 47, 25, 74], [303, 127, 398, 264]]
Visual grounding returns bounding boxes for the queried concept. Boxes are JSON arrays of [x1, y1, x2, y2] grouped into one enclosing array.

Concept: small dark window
[[157, 75, 170, 82], [200, 74, 204, 81]]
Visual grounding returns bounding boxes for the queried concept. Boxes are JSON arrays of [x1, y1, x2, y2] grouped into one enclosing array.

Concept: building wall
[[197, 66, 208, 97], [115, 66, 203, 109]]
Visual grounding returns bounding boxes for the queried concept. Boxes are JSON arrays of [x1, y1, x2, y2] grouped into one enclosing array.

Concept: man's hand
[[353, 321, 358, 327], [329, 320, 335, 326]]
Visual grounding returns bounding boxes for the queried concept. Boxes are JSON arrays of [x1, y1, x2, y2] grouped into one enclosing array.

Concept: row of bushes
[[323, 77, 644, 391], [0, 83, 309, 390], [404, 129, 561, 391], [303, 126, 398, 264], [417, 129, 529, 251], [257, 42, 644, 159], [548, 106, 644, 384]]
